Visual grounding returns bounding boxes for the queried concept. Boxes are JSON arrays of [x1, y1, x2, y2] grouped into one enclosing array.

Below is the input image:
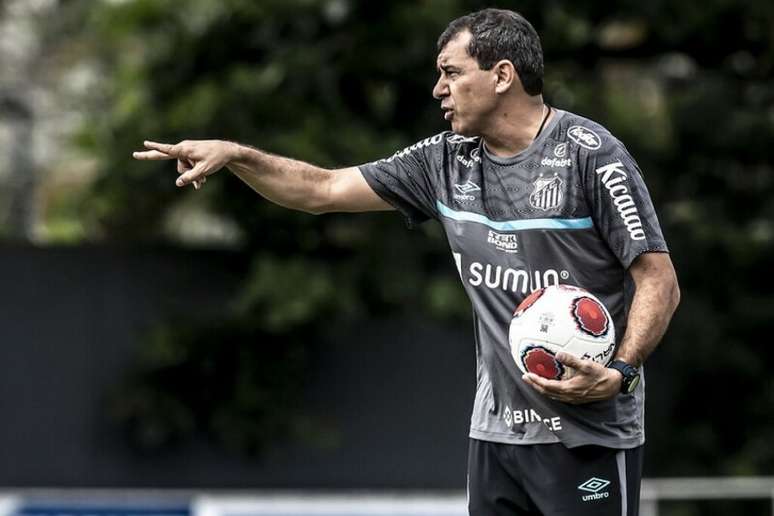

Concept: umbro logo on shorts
[[578, 477, 611, 502]]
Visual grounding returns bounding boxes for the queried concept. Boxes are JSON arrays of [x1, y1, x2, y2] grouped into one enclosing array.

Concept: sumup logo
[[578, 477, 611, 502], [451, 253, 571, 295]]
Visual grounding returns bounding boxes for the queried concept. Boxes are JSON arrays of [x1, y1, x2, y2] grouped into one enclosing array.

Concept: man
[[134, 8, 679, 516]]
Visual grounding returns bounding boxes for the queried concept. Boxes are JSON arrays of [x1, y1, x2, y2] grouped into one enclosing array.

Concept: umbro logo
[[454, 180, 481, 194], [578, 477, 611, 502], [578, 477, 610, 493], [446, 134, 479, 144]]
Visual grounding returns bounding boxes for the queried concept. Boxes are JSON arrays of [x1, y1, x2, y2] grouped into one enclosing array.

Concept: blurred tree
[[42, 0, 774, 477]]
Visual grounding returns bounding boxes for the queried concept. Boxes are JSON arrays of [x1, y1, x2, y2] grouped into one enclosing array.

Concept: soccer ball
[[509, 285, 616, 380]]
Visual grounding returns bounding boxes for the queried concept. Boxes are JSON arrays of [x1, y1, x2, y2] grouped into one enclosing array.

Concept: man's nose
[[433, 76, 448, 99]]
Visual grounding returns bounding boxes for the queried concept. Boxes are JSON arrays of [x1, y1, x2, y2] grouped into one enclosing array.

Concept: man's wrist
[[607, 359, 641, 394], [225, 141, 244, 165], [612, 351, 642, 369]]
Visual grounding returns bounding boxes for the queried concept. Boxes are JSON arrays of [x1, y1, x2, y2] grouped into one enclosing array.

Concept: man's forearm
[[226, 142, 332, 214], [615, 261, 680, 367]]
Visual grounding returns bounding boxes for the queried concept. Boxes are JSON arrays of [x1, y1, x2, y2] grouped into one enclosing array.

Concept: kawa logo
[[567, 125, 602, 150], [595, 161, 646, 241]]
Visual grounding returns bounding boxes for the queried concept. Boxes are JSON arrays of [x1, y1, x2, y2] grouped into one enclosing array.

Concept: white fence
[[640, 477, 774, 516]]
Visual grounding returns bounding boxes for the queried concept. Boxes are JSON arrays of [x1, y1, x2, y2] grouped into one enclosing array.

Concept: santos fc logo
[[529, 173, 564, 211]]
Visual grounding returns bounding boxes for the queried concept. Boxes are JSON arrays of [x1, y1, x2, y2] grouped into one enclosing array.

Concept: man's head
[[433, 9, 544, 136]]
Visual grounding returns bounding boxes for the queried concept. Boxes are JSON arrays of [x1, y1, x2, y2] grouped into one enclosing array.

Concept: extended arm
[[523, 252, 680, 404], [132, 139, 392, 214]]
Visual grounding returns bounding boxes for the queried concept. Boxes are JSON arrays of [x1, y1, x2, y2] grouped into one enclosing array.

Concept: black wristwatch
[[608, 360, 641, 394]]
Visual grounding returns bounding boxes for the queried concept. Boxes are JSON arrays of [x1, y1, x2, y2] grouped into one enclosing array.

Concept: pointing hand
[[133, 140, 237, 189]]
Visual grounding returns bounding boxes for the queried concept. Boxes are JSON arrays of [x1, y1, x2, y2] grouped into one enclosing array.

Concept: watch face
[[625, 374, 640, 394]]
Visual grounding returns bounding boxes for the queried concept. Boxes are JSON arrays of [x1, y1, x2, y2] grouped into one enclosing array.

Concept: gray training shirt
[[359, 108, 669, 449]]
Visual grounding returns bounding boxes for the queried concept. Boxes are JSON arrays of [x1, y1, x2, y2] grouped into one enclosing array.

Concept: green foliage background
[[42, 0, 774, 477]]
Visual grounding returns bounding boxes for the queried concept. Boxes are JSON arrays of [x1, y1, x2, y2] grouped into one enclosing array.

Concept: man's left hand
[[522, 352, 622, 404]]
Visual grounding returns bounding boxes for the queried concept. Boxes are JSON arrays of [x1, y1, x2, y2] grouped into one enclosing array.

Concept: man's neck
[[482, 97, 551, 157]]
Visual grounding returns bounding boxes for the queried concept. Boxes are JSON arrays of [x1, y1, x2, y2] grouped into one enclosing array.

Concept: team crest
[[529, 173, 564, 211]]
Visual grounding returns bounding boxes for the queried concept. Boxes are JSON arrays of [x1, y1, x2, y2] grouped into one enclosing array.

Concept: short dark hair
[[437, 9, 544, 96]]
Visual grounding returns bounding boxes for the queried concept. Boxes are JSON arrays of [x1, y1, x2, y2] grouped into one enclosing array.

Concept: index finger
[[556, 352, 584, 369], [523, 372, 566, 394], [144, 140, 181, 157], [556, 352, 597, 374], [132, 149, 175, 160]]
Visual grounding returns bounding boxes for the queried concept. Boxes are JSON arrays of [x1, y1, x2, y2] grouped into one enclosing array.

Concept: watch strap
[[608, 360, 640, 394]]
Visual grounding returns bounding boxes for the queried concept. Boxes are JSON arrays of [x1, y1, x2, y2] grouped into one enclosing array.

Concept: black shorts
[[467, 438, 643, 516]]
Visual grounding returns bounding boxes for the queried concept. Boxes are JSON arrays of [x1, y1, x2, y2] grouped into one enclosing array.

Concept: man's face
[[433, 30, 498, 136]]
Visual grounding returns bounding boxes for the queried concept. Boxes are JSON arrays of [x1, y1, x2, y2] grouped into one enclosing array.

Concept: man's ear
[[493, 59, 518, 94]]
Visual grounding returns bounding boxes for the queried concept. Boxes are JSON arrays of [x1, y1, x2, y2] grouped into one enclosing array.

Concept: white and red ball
[[509, 285, 616, 380]]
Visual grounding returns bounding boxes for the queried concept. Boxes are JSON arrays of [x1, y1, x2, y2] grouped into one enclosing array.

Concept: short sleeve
[[358, 134, 445, 228], [582, 139, 669, 269]]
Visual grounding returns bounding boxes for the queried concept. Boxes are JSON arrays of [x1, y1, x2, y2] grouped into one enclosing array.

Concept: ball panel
[[513, 287, 545, 317], [572, 297, 610, 337], [520, 345, 564, 380]]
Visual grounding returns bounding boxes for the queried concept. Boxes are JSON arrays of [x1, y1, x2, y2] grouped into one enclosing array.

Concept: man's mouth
[[442, 107, 454, 120]]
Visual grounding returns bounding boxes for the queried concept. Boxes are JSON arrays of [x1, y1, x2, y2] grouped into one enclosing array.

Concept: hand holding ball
[[509, 285, 615, 380]]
